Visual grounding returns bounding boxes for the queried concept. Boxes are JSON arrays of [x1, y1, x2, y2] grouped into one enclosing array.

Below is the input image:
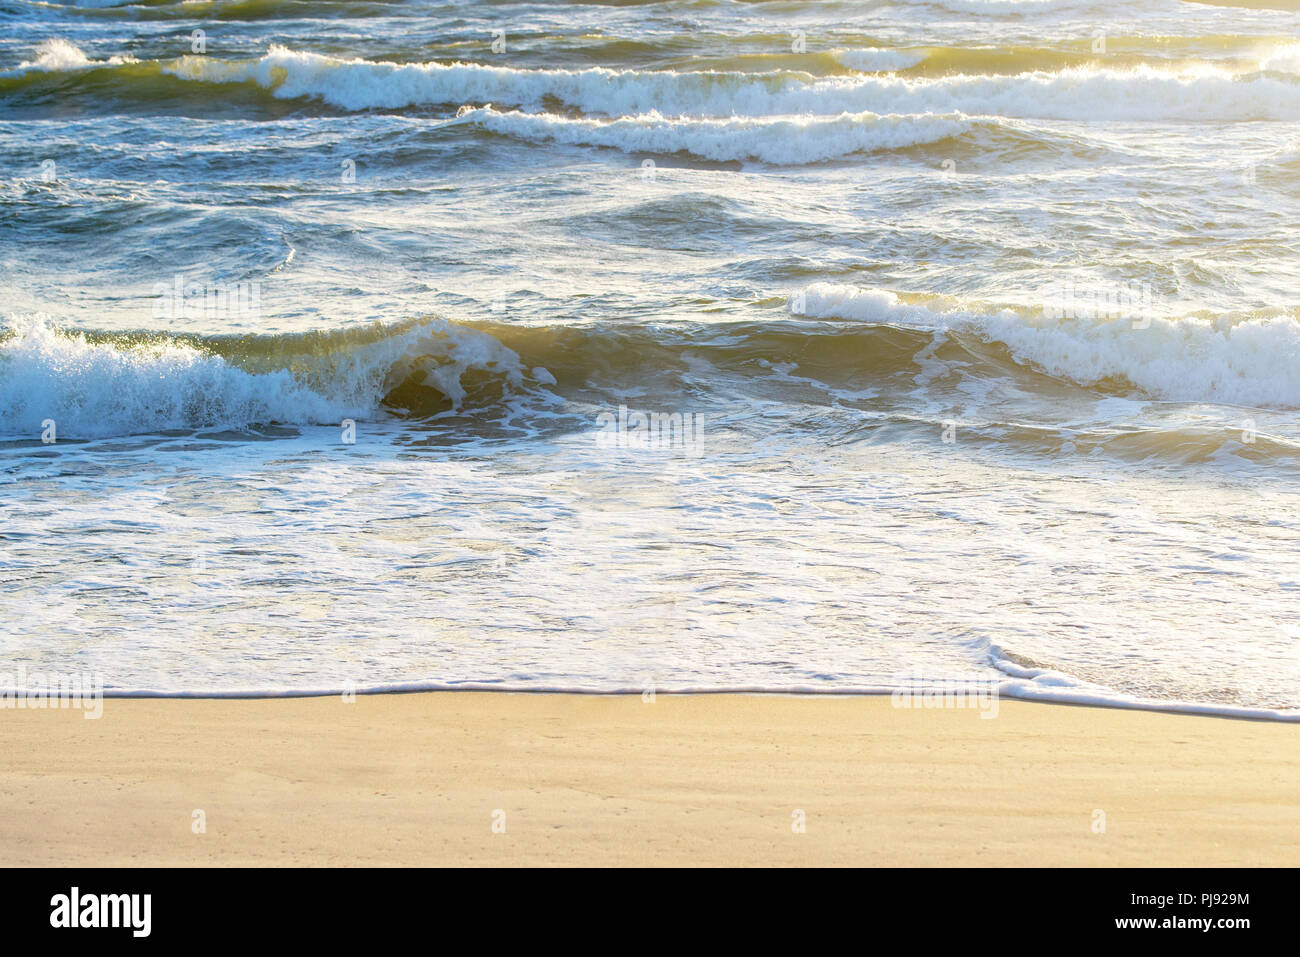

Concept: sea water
[[0, 0, 1297, 717]]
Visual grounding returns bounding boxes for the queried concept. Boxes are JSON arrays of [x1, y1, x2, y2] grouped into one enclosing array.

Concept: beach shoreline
[[1, 693, 1295, 867]]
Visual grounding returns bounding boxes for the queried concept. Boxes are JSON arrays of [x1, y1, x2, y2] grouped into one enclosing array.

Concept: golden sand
[[1, 693, 1295, 866]]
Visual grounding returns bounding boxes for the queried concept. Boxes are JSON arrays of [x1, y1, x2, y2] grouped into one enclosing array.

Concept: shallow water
[[1, 0, 1297, 716]]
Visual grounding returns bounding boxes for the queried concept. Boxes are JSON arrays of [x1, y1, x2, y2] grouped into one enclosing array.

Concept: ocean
[[0, 0, 1297, 718]]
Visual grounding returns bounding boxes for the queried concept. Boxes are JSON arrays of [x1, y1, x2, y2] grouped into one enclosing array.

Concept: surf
[[9, 42, 1300, 124], [6, 289, 1300, 442]]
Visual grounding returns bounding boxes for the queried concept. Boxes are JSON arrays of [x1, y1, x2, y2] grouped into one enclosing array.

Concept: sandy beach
[[0, 693, 1295, 867]]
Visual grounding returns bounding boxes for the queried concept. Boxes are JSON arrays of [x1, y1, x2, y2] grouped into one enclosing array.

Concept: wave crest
[[460, 105, 972, 163], [148, 46, 1300, 121], [0, 317, 529, 438], [8, 43, 1298, 123], [792, 283, 1300, 408]]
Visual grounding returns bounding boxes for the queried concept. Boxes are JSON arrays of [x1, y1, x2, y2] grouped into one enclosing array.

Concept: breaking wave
[[160, 46, 1300, 121], [7, 43, 1300, 123], [0, 316, 528, 438], [457, 105, 974, 163], [6, 287, 1300, 442], [793, 283, 1300, 408]]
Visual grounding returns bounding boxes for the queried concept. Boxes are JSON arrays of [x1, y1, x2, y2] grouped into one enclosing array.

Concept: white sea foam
[[791, 284, 1300, 408], [160, 46, 1300, 121], [886, 0, 1110, 12], [834, 48, 927, 73], [0, 318, 358, 438], [7, 39, 135, 74], [1260, 44, 1300, 75], [63, 680, 1300, 721], [0, 317, 526, 438], [461, 106, 972, 163]]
